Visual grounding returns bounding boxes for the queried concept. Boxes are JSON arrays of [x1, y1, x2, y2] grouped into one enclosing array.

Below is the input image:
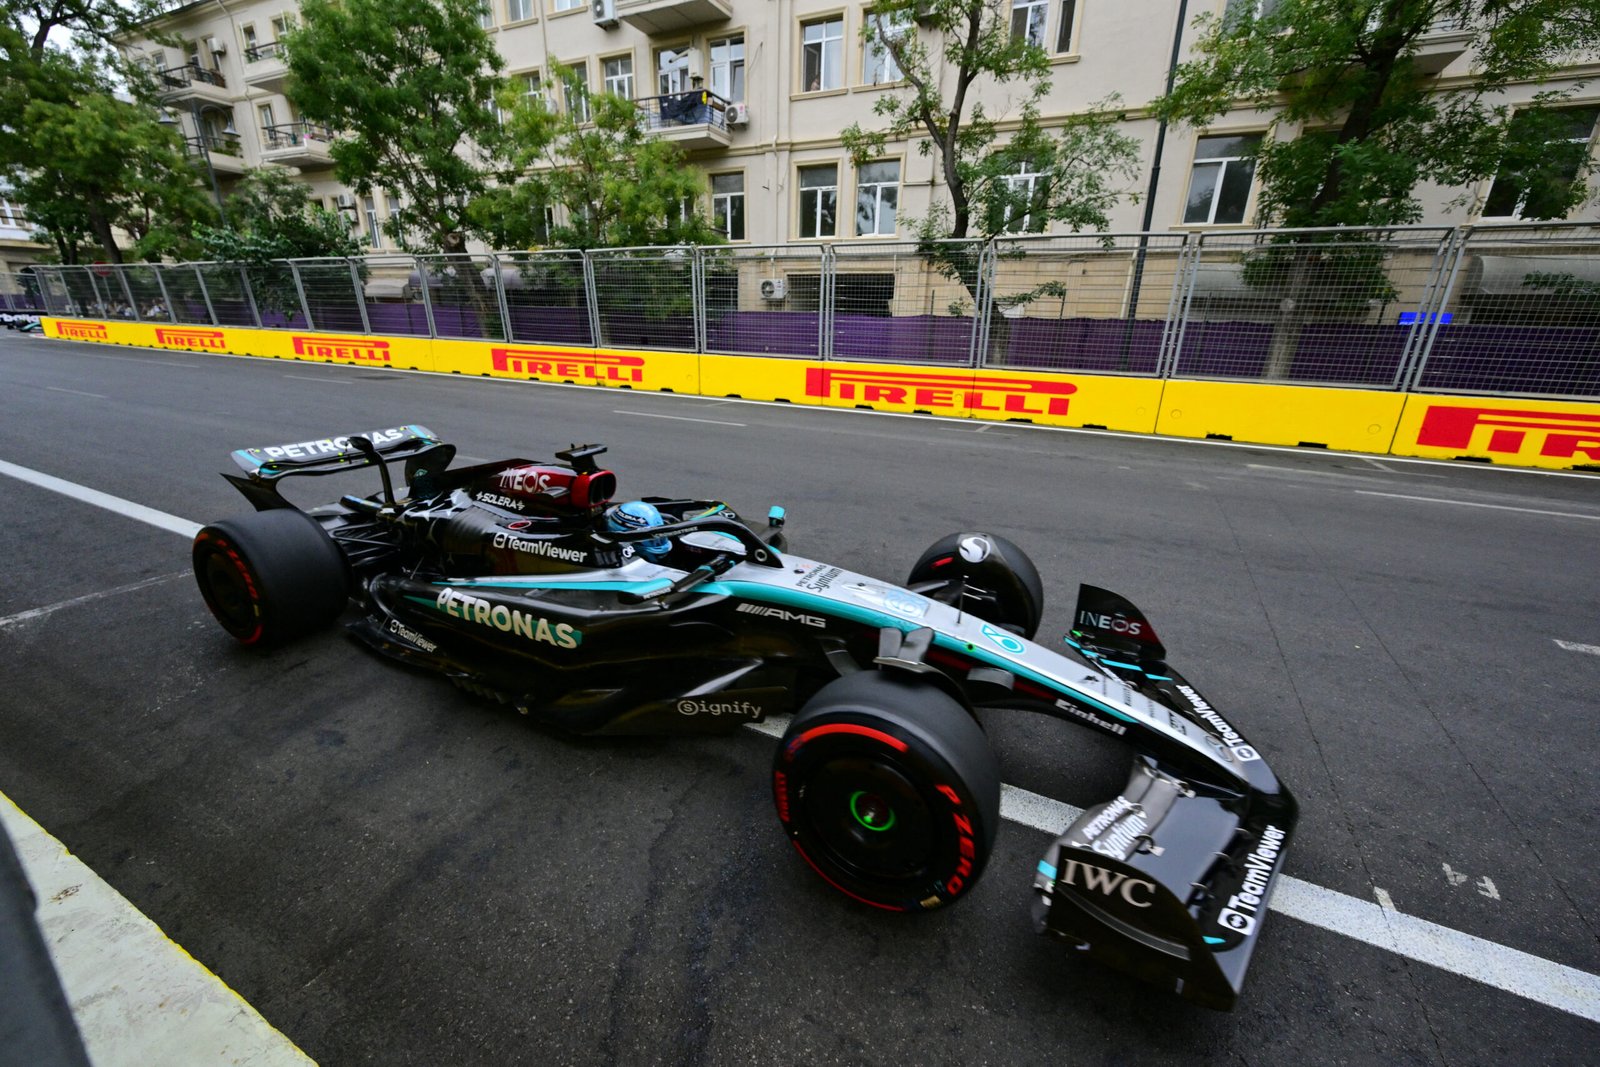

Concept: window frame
[[863, 11, 909, 86], [505, 0, 535, 24], [710, 170, 746, 241], [1479, 104, 1600, 221], [708, 33, 746, 104], [601, 52, 635, 100], [1054, 0, 1080, 55], [799, 13, 847, 94], [1011, 0, 1049, 48], [1180, 131, 1263, 227], [559, 59, 591, 123], [854, 158, 901, 237], [796, 161, 841, 239]]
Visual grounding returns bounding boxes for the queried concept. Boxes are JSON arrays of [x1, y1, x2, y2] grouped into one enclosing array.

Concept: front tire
[[907, 531, 1045, 638], [773, 671, 1001, 912], [193, 510, 349, 647]]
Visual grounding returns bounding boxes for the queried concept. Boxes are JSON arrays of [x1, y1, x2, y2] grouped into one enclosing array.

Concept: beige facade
[[121, 0, 1600, 251]]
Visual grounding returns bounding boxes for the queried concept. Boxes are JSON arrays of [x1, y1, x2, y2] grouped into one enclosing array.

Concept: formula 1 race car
[[191, 424, 1297, 1010]]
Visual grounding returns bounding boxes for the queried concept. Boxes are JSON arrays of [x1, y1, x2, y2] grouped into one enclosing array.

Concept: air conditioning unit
[[207, 37, 227, 55], [759, 277, 786, 301], [334, 193, 356, 210], [592, 0, 618, 27], [914, 3, 939, 23], [725, 102, 750, 127]]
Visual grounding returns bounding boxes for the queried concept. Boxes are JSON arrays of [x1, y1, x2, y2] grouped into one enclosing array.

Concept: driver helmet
[[604, 500, 671, 561]]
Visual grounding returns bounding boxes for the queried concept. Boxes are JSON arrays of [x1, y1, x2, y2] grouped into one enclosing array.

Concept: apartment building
[[120, 0, 1600, 252], [0, 189, 46, 273]]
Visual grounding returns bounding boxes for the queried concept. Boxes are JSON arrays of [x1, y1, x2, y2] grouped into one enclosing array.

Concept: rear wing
[[223, 424, 455, 510]]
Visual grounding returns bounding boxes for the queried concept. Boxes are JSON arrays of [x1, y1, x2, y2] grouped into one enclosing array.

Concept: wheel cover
[[802, 756, 936, 883], [199, 544, 262, 640]]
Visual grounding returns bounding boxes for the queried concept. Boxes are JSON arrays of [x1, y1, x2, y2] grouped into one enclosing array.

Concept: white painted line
[[0, 571, 188, 629], [0, 459, 202, 539], [1555, 639, 1600, 656], [1353, 490, 1600, 521], [745, 717, 1600, 1022], [9, 455, 1600, 1024], [612, 409, 747, 427], [46, 386, 108, 399], [285, 373, 354, 384], [0, 795, 315, 1067]]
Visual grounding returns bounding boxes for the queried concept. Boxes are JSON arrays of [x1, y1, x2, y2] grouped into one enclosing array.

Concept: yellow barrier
[[1156, 380, 1407, 453], [37, 319, 1600, 470], [1392, 395, 1600, 470], [698, 354, 1163, 432], [431, 338, 698, 393]]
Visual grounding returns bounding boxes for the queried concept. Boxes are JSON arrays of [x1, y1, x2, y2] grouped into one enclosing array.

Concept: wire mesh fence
[[1411, 223, 1600, 399], [984, 233, 1190, 376], [699, 244, 827, 359], [1171, 227, 1456, 388], [829, 240, 985, 366], [18, 225, 1600, 399], [494, 251, 592, 347], [589, 248, 698, 352]]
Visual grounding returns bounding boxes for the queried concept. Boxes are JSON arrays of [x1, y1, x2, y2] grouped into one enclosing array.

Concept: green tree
[[1155, 0, 1600, 377], [284, 0, 505, 252], [1157, 0, 1600, 228], [472, 67, 719, 250], [14, 76, 215, 263], [840, 0, 1141, 301]]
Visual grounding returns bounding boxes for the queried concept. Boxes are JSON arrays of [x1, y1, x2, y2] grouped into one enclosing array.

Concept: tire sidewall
[[908, 531, 1044, 639], [774, 672, 1000, 912], [193, 510, 349, 646]]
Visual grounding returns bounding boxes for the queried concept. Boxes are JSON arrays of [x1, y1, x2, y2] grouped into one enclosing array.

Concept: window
[[711, 173, 745, 240], [183, 40, 201, 68], [385, 193, 403, 245], [1482, 107, 1600, 220], [562, 63, 590, 122], [363, 196, 381, 247], [855, 160, 899, 235], [521, 72, 546, 108], [801, 17, 844, 92], [241, 24, 258, 55], [1223, 0, 1281, 24], [603, 55, 634, 99], [553, 0, 584, 9], [656, 46, 690, 95], [709, 36, 745, 103], [999, 161, 1048, 233], [0, 198, 18, 226], [798, 163, 838, 238], [864, 12, 908, 85], [507, 0, 533, 21], [1011, 0, 1048, 47], [1055, 0, 1078, 53], [270, 15, 292, 41], [257, 102, 276, 134], [480, 1, 495, 28], [1183, 133, 1260, 224]]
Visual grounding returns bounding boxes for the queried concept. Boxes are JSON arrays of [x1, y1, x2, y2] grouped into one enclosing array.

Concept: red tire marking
[[790, 841, 908, 912]]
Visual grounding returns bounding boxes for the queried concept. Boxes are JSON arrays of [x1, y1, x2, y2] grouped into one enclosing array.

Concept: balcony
[[615, 0, 731, 34], [635, 91, 732, 151], [260, 122, 336, 169], [242, 41, 289, 93], [1411, 17, 1472, 76], [157, 64, 232, 105], [190, 133, 248, 175]]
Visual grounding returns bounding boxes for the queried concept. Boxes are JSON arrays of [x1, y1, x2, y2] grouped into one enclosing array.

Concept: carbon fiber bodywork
[[205, 425, 1298, 1010]]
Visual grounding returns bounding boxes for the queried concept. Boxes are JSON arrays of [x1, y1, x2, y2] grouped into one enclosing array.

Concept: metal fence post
[[240, 265, 263, 328], [969, 241, 993, 369], [113, 267, 141, 320], [349, 258, 372, 334], [487, 253, 512, 343], [1154, 233, 1191, 379], [411, 257, 438, 338], [581, 251, 602, 348], [1390, 228, 1456, 390], [286, 260, 313, 329], [151, 266, 177, 323], [690, 247, 706, 354], [1164, 233, 1206, 378], [1403, 226, 1472, 394], [192, 265, 219, 325], [818, 244, 832, 361]]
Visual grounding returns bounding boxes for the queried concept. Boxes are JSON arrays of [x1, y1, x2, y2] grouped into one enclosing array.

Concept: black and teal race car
[[192, 424, 1297, 1010]]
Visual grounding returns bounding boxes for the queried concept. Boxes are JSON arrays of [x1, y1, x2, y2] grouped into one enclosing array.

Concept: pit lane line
[[5, 456, 1600, 1027]]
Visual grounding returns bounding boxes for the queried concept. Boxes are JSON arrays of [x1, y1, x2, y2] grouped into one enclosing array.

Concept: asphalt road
[[2, 332, 1598, 1065]]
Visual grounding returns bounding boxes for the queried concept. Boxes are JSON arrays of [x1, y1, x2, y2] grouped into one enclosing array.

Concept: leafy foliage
[[472, 68, 719, 251], [1156, 0, 1600, 228], [840, 0, 1140, 298], [284, 0, 505, 252]]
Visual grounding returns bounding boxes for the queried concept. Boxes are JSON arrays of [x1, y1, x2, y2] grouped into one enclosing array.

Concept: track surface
[[2, 333, 1598, 1065]]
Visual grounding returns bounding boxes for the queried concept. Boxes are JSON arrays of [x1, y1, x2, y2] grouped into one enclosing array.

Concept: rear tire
[[193, 510, 349, 647], [774, 671, 1001, 912], [907, 532, 1045, 638]]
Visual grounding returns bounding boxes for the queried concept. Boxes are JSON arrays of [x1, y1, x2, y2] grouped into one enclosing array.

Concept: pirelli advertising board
[[37, 318, 1600, 470], [431, 338, 699, 394], [1392, 396, 1600, 470], [699, 354, 1163, 433]]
